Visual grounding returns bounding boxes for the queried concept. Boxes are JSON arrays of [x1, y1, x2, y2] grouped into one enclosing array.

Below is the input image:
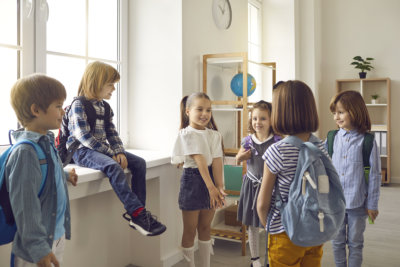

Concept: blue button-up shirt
[[6, 130, 71, 263], [326, 128, 381, 210]]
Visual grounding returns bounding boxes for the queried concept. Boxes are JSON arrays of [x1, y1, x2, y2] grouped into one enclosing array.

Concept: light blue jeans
[[331, 207, 368, 267]]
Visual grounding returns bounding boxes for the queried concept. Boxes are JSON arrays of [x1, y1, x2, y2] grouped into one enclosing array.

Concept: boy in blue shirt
[[6, 74, 78, 267]]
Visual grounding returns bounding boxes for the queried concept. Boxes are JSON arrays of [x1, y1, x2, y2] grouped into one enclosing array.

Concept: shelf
[[371, 125, 387, 132], [336, 78, 390, 82], [366, 104, 387, 107]]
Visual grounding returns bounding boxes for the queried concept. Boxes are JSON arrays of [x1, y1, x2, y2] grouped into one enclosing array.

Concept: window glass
[[0, 1, 17, 45], [46, 55, 86, 106], [88, 0, 118, 60], [0, 48, 19, 144], [47, 0, 86, 56]]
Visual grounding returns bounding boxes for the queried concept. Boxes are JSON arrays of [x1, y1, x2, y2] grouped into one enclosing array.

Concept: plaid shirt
[[66, 98, 125, 157]]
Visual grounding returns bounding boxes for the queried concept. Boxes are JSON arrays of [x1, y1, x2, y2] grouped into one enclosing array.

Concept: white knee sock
[[248, 226, 262, 267], [182, 246, 195, 267], [198, 239, 213, 267]]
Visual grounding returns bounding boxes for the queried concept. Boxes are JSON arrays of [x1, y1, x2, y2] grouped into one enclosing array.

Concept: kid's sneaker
[[123, 209, 166, 236]]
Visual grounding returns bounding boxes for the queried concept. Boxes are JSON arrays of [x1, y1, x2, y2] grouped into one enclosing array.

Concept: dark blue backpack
[[0, 140, 48, 245], [272, 135, 346, 247]]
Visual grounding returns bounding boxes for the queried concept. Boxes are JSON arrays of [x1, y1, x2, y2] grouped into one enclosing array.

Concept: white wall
[[127, 0, 182, 152], [319, 0, 400, 183], [182, 0, 248, 149], [182, 0, 248, 96], [262, 0, 296, 81], [262, 0, 400, 183]]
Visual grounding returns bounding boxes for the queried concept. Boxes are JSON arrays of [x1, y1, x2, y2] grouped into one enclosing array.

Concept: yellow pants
[[268, 232, 323, 267]]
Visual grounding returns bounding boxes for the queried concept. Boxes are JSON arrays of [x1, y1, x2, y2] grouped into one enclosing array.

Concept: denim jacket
[[5, 130, 71, 263]]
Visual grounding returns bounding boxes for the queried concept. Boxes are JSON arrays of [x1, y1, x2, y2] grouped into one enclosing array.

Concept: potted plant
[[371, 94, 379, 104], [350, 56, 374, 79]]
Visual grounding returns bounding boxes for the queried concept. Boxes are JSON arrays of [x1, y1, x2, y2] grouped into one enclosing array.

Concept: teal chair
[[211, 165, 248, 256]]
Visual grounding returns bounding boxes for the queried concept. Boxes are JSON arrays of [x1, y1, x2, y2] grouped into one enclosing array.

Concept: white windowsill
[[66, 149, 171, 200]]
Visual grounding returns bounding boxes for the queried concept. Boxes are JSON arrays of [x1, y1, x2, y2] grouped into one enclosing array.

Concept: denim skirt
[[179, 166, 215, 210]]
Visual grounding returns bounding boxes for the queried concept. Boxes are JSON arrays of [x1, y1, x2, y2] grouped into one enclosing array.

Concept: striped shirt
[[326, 128, 380, 210], [67, 98, 124, 157], [262, 139, 327, 234]]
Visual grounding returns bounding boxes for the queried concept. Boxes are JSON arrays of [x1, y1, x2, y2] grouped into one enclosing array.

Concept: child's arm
[[7, 146, 52, 263], [366, 139, 381, 222], [257, 162, 276, 228], [235, 146, 251, 165], [105, 109, 125, 155], [66, 168, 78, 186], [212, 157, 227, 206], [192, 154, 225, 209], [37, 252, 59, 267], [69, 101, 114, 157]]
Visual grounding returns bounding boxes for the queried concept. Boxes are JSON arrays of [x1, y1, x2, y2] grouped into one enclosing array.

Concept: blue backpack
[[0, 140, 48, 245], [272, 135, 346, 247]]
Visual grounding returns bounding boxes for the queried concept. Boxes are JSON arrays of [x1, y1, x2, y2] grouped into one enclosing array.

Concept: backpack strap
[[77, 96, 97, 133], [9, 140, 48, 195], [77, 96, 111, 132], [327, 130, 339, 158], [362, 132, 374, 185]]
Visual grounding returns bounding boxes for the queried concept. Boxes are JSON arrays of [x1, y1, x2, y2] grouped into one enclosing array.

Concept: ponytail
[[179, 96, 190, 129]]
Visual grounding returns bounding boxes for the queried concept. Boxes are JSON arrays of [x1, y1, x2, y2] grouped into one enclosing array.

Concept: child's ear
[[30, 103, 41, 117], [185, 108, 190, 116]]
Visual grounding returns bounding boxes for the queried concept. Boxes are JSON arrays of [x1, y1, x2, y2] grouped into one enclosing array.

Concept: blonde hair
[[10, 74, 66, 127], [329, 90, 371, 133], [271, 80, 319, 135], [78, 61, 120, 99]]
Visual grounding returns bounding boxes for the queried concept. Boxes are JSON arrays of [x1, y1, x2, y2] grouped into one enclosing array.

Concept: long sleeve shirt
[[6, 130, 71, 263], [66, 98, 125, 157], [327, 128, 381, 210]]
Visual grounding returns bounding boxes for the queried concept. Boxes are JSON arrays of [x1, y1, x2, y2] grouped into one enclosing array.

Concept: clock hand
[[218, 4, 225, 15]]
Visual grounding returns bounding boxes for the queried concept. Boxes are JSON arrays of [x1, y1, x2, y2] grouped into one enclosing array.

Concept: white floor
[[173, 184, 400, 267]]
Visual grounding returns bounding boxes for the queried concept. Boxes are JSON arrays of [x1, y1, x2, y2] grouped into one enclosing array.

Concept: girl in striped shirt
[[257, 80, 326, 267]]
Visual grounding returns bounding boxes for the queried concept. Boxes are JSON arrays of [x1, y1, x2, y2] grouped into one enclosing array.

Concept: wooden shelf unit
[[336, 78, 391, 184], [203, 52, 276, 255]]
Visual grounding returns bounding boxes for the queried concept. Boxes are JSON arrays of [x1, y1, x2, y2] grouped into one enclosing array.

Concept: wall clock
[[212, 0, 232, 30]]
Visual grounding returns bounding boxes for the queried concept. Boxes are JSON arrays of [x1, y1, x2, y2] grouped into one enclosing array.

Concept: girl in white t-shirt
[[172, 92, 226, 267]]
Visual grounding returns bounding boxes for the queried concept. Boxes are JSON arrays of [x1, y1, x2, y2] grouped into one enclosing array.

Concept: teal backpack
[[327, 130, 374, 184], [0, 140, 48, 246]]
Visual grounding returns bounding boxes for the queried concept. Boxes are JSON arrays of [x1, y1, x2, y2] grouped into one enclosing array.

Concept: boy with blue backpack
[[1, 74, 78, 267], [257, 81, 345, 267]]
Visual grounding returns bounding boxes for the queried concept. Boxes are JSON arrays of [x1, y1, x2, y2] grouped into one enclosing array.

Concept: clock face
[[212, 0, 232, 30]]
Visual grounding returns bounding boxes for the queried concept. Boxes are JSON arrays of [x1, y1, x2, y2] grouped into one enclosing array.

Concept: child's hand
[[367, 209, 379, 222], [218, 187, 228, 208], [37, 252, 59, 267], [208, 186, 227, 209], [68, 168, 78, 186], [176, 163, 183, 169], [235, 147, 252, 164], [114, 153, 128, 169]]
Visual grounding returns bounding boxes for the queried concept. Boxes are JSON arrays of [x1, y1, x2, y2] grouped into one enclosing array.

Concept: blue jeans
[[72, 148, 146, 214], [331, 207, 368, 267]]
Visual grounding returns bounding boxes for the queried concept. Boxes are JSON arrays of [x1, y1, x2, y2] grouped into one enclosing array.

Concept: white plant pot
[[371, 99, 378, 104]]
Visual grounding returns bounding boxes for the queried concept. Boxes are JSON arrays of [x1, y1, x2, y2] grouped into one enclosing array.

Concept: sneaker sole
[[129, 221, 167, 236]]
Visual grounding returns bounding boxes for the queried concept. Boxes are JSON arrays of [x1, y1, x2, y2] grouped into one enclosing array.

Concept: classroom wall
[[182, 0, 248, 96], [127, 0, 182, 153], [263, 0, 400, 183], [319, 0, 400, 183]]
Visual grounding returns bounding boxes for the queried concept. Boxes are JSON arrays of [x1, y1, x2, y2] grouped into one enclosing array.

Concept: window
[[0, 0, 126, 145], [248, 0, 263, 101]]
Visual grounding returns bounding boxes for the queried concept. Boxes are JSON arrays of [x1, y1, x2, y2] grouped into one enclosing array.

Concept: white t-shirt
[[171, 126, 223, 168]]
